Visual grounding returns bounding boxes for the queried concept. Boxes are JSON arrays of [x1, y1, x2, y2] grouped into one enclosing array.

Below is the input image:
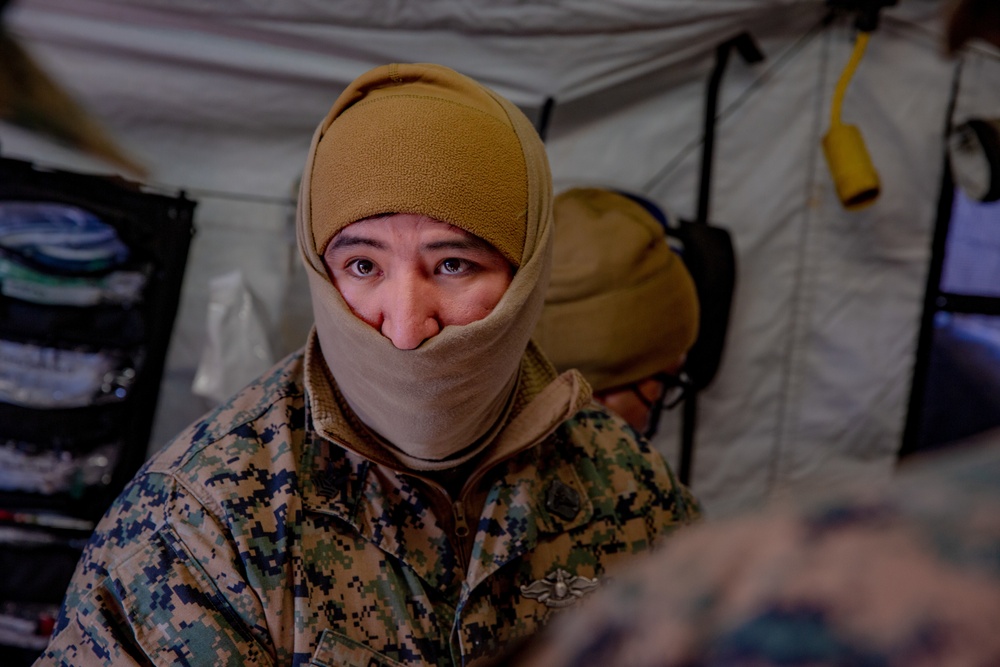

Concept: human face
[[593, 362, 690, 439], [595, 376, 666, 435], [323, 213, 514, 350]]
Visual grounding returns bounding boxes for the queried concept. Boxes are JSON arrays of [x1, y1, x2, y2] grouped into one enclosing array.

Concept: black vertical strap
[[696, 44, 731, 226], [679, 32, 762, 487], [898, 61, 963, 459], [536, 97, 555, 143], [696, 33, 765, 225], [899, 163, 955, 460], [679, 390, 698, 485], [897, 162, 955, 458]]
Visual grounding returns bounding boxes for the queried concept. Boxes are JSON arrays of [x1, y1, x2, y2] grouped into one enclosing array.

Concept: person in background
[[533, 187, 700, 441], [35, 63, 699, 667]]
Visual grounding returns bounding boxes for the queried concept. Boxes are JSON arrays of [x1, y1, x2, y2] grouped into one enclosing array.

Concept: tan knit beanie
[[309, 62, 527, 266], [533, 187, 700, 392]]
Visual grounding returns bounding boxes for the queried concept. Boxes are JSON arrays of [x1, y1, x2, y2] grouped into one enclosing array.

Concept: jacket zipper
[[453, 500, 470, 571]]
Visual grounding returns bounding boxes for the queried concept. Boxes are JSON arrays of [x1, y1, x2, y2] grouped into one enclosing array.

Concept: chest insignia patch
[[520, 567, 599, 608], [545, 479, 581, 521]]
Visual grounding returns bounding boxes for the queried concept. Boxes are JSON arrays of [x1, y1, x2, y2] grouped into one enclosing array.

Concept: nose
[[379, 276, 441, 350]]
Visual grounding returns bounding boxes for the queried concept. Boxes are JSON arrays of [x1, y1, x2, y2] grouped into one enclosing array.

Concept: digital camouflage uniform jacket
[[37, 347, 700, 667]]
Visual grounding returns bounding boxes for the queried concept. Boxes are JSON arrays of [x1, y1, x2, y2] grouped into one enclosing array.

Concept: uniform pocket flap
[[310, 629, 407, 667]]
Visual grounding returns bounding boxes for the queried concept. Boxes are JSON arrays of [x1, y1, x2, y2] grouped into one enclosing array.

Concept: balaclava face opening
[[296, 63, 553, 470]]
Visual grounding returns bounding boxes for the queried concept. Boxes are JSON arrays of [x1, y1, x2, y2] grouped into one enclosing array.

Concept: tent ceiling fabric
[[13, 0, 825, 103], [2, 0, 996, 516], [20, 0, 812, 34]]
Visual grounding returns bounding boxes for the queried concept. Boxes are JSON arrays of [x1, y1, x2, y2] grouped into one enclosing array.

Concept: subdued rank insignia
[[313, 470, 348, 498], [520, 568, 599, 608], [546, 479, 581, 521]]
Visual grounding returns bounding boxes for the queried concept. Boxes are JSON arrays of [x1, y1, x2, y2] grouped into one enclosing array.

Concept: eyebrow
[[423, 237, 496, 253], [329, 231, 498, 254], [328, 234, 386, 251]]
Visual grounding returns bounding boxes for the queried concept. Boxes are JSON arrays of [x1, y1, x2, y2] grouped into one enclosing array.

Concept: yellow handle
[[830, 31, 870, 128], [824, 30, 880, 210], [823, 123, 880, 210]]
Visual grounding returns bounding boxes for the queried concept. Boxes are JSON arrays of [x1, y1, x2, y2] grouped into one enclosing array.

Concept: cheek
[[595, 393, 648, 433], [440, 276, 510, 326], [330, 277, 380, 329]]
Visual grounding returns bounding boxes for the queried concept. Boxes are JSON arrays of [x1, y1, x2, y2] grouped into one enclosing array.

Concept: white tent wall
[[548, 4, 962, 515], [3, 0, 996, 516]]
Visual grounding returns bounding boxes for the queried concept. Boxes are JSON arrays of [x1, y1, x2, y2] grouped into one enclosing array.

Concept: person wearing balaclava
[[37, 64, 699, 667], [534, 187, 700, 441]]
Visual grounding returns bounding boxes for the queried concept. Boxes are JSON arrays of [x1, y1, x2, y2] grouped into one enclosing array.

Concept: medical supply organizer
[[0, 157, 195, 665]]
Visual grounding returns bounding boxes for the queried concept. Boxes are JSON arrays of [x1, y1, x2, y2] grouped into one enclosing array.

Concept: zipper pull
[[453, 500, 470, 539], [452, 500, 472, 572]]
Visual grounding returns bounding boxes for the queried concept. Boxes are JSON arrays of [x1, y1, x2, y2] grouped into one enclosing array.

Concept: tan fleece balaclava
[[297, 63, 555, 469], [534, 187, 700, 392]]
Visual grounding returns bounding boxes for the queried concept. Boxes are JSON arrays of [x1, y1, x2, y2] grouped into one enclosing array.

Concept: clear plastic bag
[[192, 270, 274, 405]]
